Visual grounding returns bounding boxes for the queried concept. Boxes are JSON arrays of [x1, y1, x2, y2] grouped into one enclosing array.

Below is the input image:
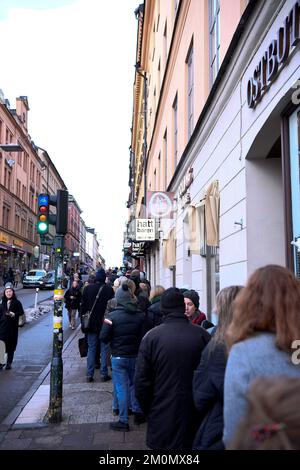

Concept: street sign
[[135, 219, 155, 241]]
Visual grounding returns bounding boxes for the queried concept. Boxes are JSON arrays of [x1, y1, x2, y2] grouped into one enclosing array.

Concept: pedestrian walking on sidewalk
[[80, 268, 114, 382], [0, 282, 25, 370], [135, 287, 211, 450], [64, 280, 82, 330], [100, 281, 145, 431]]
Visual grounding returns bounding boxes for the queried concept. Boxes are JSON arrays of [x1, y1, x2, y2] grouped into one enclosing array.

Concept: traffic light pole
[[47, 234, 65, 423]]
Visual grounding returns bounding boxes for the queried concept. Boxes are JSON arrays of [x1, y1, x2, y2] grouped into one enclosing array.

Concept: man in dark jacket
[[80, 268, 114, 382], [134, 287, 211, 450], [100, 282, 145, 431]]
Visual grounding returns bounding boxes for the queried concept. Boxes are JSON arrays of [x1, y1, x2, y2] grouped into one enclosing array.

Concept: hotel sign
[[247, 1, 300, 108]]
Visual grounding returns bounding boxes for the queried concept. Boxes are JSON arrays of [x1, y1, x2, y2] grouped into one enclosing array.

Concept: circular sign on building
[[148, 191, 174, 219]]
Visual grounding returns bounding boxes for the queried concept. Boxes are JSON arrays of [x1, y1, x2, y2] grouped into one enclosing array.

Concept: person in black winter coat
[[192, 285, 243, 450], [64, 280, 82, 329], [80, 268, 114, 382], [142, 285, 165, 335], [0, 283, 25, 369], [134, 287, 211, 450], [100, 282, 145, 431]]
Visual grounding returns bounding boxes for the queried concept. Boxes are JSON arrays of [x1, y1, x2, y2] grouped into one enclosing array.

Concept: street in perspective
[[0, 0, 300, 462]]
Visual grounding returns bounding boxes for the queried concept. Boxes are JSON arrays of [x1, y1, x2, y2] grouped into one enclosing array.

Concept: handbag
[[81, 285, 104, 333], [78, 337, 88, 358]]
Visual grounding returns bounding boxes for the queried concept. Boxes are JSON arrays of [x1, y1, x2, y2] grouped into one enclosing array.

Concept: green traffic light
[[38, 221, 48, 233]]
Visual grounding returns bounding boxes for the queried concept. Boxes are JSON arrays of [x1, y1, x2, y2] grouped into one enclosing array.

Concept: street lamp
[[135, 62, 148, 217]]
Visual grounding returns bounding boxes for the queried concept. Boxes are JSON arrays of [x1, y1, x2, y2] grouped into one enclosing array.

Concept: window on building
[[16, 179, 21, 198], [2, 205, 10, 230], [209, 0, 220, 85], [23, 152, 28, 172], [186, 42, 194, 139], [15, 214, 20, 234], [22, 185, 26, 204], [21, 218, 26, 237], [0, 120, 2, 142], [158, 59, 161, 93], [17, 152, 22, 166], [4, 167, 11, 191], [28, 220, 33, 241], [175, 0, 178, 15], [154, 168, 157, 191], [173, 93, 178, 168], [163, 20, 168, 68], [164, 129, 168, 189], [158, 152, 161, 191]]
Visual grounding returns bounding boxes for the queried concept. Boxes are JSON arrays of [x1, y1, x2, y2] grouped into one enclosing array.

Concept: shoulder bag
[[81, 285, 104, 333]]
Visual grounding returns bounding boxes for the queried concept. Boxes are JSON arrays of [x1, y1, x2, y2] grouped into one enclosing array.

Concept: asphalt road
[[0, 288, 80, 424]]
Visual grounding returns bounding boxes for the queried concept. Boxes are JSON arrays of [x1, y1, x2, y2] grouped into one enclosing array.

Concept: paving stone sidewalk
[[0, 326, 147, 450]]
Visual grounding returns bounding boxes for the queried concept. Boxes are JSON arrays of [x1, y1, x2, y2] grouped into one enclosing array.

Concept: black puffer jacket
[[143, 296, 163, 334], [192, 341, 227, 450], [135, 311, 211, 450], [100, 301, 145, 357], [64, 287, 82, 310], [80, 281, 114, 334]]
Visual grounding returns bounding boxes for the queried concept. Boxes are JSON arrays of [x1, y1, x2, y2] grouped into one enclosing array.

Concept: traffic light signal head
[[37, 194, 49, 234]]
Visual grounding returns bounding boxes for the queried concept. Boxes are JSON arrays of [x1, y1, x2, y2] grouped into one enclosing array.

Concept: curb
[[2, 324, 81, 428]]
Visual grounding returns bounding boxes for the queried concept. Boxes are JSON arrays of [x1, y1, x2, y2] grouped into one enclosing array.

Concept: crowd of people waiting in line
[[2, 263, 300, 451], [62, 263, 300, 450]]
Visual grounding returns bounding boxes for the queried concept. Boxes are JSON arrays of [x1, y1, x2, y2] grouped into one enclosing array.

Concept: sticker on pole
[[54, 289, 64, 301], [53, 316, 62, 330]]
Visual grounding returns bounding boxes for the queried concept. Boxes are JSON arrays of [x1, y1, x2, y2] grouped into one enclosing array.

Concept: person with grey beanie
[[100, 281, 145, 431]]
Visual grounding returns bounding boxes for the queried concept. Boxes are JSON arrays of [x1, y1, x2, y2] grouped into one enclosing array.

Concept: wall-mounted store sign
[[135, 219, 155, 241], [13, 239, 23, 248], [0, 232, 8, 244], [247, 1, 300, 108], [147, 191, 174, 219]]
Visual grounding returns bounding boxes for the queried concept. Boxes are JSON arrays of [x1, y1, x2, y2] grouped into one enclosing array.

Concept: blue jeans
[[111, 356, 141, 424], [87, 332, 109, 378]]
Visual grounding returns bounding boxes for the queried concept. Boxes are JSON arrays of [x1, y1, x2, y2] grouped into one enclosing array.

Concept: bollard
[[34, 287, 39, 313]]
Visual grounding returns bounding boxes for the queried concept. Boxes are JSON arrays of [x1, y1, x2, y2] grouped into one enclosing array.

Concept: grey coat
[[223, 332, 300, 446]]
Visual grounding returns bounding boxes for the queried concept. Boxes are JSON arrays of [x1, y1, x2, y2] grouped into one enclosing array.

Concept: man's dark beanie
[[95, 268, 106, 283], [183, 289, 199, 310], [160, 287, 185, 315]]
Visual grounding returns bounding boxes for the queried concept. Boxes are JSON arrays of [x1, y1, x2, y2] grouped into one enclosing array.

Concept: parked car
[[22, 269, 47, 288], [39, 271, 55, 290]]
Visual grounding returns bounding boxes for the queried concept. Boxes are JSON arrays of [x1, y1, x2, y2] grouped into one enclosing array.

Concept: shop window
[[289, 107, 300, 278], [209, 0, 220, 85], [186, 41, 194, 139]]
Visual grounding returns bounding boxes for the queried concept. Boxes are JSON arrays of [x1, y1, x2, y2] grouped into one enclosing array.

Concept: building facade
[[0, 94, 43, 281], [65, 195, 82, 270], [129, 0, 300, 317]]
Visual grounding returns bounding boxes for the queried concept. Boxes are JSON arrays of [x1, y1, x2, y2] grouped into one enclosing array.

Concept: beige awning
[[205, 181, 220, 247], [163, 228, 176, 268]]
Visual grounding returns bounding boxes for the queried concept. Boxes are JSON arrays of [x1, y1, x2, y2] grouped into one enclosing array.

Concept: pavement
[[0, 325, 147, 451]]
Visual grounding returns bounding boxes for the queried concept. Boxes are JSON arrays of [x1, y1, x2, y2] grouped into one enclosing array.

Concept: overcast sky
[[0, 0, 139, 267]]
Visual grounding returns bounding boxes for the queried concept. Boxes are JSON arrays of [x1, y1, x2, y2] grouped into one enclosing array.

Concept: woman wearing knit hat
[[183, 290, 207, 325], [0, 283, 25, 370]]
